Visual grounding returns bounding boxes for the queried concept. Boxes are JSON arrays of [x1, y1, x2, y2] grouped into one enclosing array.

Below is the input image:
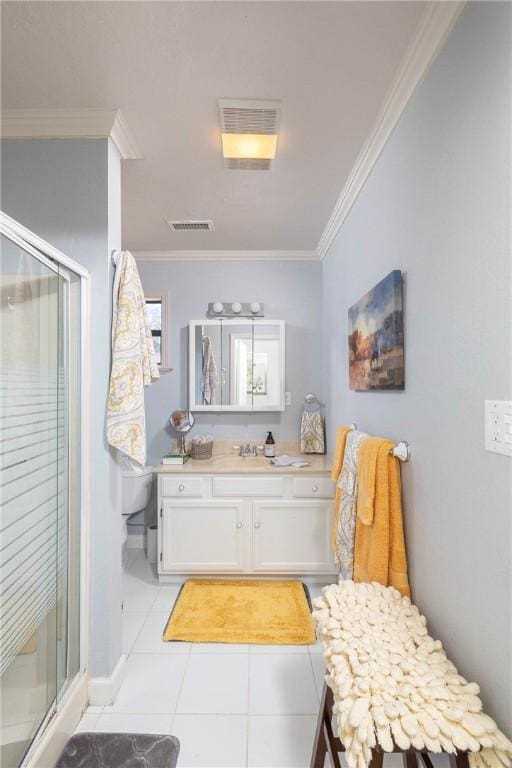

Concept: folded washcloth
[[270, 454, 310, 468]]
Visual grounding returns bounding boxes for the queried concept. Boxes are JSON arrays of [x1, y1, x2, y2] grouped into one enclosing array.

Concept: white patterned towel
[[334, 429, 368, 577], [106, 251, 159, 467]]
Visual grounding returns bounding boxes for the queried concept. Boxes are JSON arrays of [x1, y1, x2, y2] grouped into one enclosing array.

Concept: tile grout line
[[126, 609, 153, 655], [307, 649, 322, 705], [172, 640, 193, 719], [246, 645, 252, 767], [126, 549, 143, 573], [81, 710, 101, 733], [169, 591, 189, 736]]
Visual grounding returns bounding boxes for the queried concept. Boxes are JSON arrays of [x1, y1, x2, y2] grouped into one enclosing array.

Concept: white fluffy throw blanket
[[312, 582, 512, 768]]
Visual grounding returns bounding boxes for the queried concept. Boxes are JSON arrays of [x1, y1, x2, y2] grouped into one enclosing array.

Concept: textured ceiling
[[1, 1, 425, 252]]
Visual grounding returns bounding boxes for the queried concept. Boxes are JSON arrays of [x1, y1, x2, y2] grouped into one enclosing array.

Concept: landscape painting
[[348, 270, 404, 391]]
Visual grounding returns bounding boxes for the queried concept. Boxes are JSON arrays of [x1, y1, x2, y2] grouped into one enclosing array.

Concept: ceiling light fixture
[[221, 133, 277, 161], [218, 98, 281, 170]]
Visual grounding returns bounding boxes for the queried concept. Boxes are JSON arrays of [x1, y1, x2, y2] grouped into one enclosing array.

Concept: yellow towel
[[353, 437, 410, 597], [330, 426, 352, 551]]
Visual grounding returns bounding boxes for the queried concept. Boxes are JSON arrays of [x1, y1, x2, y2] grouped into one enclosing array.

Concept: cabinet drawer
[[292, 477, 335, 499], [160, 476, 203, 497], [212, 476, 285, 498]]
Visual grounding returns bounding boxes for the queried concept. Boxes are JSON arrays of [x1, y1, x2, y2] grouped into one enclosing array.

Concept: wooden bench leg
[[419, 753, 434, 768], [369, 749, 384, 768], [450, 755, 470, 768], [310, 699, 328, 768], [404, 752, 419, 768], [310, 684, 342, 768]]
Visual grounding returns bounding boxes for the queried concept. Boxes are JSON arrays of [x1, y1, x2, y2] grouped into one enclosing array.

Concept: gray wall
[[323, 2, 511, 728], [138, 260, 323, 465], [1, 138, 123, 679]]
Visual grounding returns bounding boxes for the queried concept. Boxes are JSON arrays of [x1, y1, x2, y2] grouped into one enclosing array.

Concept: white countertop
[[154, 453, 333, 476]]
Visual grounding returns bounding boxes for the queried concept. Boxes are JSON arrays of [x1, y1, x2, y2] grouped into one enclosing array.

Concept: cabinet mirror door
[[191, 322, 223, 408], [189, 319, 284, 412]]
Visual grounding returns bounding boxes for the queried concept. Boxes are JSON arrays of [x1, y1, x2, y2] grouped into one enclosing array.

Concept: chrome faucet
[[239, 443, 258, 457]]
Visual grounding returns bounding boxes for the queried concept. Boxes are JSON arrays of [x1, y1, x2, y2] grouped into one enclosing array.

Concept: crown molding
[[133, 249, 320, 262], [0, 108, 142, 159], [317, 0, 465, 260]]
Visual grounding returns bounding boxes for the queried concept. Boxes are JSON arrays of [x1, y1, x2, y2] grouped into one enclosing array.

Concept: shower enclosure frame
[[0, 211, 90, 766]]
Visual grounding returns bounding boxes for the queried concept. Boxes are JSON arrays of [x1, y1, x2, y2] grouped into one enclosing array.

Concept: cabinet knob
[[178, 484, 185, 492], [236, 521, 243, 529], [312, 484, 319, 492], [254, 521, 260, 529]]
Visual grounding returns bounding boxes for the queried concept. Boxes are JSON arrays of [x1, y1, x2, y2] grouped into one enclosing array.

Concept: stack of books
[[161, 453, 189, 465]]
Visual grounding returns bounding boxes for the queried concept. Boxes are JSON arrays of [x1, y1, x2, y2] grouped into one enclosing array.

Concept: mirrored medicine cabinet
[[189, 319, 285, 412]]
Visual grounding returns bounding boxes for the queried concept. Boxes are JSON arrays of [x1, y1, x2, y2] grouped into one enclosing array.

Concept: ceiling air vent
[[218, 98, 281, 170], [224, 158, 272, 171], [167, 220, 214, 232]]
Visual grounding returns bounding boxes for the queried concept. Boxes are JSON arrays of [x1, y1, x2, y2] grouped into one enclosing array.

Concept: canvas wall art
[[348, 269, 404, 391]]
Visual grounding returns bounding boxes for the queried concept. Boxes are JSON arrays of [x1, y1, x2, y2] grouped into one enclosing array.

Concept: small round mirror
[[169, 409, 195, 453]]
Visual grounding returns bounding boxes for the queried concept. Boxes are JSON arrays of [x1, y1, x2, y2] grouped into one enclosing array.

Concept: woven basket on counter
[[190, 439, 213, 460]]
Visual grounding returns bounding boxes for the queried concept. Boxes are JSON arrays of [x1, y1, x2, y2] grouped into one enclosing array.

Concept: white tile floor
[[76, 549, 328, 767]]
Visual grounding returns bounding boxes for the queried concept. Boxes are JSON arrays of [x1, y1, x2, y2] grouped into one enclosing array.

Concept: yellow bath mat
[[163, 579, 316, 645]]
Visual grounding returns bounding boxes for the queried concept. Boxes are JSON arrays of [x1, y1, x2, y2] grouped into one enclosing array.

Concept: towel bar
[[349, 424, 411, 462]]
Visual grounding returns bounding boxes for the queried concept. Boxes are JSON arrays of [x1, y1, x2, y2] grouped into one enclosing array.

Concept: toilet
[[121, 465, 153, 547]]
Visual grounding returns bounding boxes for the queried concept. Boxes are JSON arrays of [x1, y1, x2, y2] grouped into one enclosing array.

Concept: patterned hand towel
[[300, 409, 325, 454]]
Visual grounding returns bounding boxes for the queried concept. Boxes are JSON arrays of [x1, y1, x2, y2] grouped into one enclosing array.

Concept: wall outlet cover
[[484, 400, 512, 456]]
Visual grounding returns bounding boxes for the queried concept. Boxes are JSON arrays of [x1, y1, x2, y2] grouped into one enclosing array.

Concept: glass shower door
[[0, 233, 81, 768], [56, 263, 81, 704]]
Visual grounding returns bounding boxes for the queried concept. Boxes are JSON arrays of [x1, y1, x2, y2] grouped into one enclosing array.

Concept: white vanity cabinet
[[161, 499, 248, 573], [157, 471, 337, 579], [252, 500, 333, 573]]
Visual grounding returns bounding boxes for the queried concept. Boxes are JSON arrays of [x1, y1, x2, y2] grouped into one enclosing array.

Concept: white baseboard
[[88, 653, 127, 706], [127, 533, 146, 549], [157, 573, 337, 585]]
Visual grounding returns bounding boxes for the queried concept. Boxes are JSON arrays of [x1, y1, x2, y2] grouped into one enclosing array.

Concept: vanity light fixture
[[207, 302, 265, 318]]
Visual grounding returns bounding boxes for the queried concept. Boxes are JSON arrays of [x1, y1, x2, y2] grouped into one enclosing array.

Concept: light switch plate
[[284, 391, 292, 406], [485, 400, 512, 456]]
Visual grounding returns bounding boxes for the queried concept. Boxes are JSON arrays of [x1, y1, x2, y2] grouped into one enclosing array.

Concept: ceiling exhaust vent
[[167, 220, 214, 232], [224, 158, 272, 171], [218, 98, 281, 170]]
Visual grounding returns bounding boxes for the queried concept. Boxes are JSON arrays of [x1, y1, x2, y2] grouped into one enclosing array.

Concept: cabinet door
[[252, 501, 335, 574], [160, 500, 247, 573]]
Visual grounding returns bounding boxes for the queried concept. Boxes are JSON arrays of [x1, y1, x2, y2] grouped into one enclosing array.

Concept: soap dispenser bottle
[[264, 431, 276, 458]]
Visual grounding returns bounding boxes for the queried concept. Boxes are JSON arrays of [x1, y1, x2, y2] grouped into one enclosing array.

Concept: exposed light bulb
[[231, 302, 242, 314], [250, 302, 261, 314], [213, 302, 224, 314]]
